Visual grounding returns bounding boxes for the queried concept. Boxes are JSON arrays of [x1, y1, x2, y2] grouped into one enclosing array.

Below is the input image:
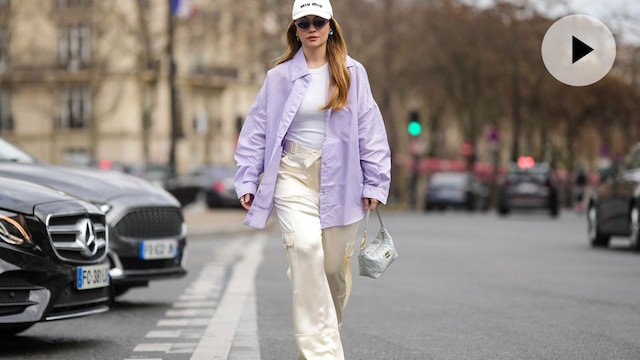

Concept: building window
[[0, 28, 8, 70], [63, 148, 90, 166], [59, 87, 91, 129], [58, 24, 91, 70], [0, 89, 12, 132], [56, 0, 92, 8]]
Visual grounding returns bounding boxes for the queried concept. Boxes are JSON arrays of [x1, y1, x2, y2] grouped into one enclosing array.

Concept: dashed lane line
[[128, 233, 266, 360], [190, 234, 266, 360]]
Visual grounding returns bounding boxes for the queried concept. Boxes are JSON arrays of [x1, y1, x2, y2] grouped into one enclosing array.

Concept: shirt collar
[[291, 48, 357, 80], [291, 49, 310, 80]]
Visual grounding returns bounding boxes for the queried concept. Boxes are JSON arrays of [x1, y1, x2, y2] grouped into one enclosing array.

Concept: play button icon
[[542, 14, 616, 87], [572, 36, 593, 64]]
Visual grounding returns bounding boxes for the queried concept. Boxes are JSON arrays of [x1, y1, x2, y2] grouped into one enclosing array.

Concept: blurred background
[[0, 0, 638, 210]]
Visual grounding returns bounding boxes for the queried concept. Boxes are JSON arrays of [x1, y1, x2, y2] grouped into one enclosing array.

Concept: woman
[[234, 0, 391, 358]]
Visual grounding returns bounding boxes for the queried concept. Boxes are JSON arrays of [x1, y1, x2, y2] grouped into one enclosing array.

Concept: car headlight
[[0, 211, 34, 247], [98, 203, 113, 214]]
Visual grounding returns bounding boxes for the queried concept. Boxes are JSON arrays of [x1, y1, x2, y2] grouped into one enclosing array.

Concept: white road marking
[[228, 292, 260, 360], [173, 301, 218, 308], [133, 343, 173, 352], [146, 329, 204, 339], [133, 342, 198, 354], [165, 308, 216, 317], [157, 318, 211, 327], [190, 234, 266, 360], [168, 343, 199, 354], [126, 234, 265, 359]]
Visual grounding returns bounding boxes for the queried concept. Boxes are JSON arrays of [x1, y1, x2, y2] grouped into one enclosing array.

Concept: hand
[[240, 193, 254, 211], [364, 198, 379, 211]]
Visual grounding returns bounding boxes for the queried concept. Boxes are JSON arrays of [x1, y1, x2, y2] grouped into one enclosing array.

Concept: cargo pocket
[[282, 231, 298, 292], [345, 240, 355, 259], [342, 240, 355, 311]]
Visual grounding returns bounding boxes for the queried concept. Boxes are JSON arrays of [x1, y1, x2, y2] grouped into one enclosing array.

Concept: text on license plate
[[77, 264, 110, 290], [140, 240, 179, 260]]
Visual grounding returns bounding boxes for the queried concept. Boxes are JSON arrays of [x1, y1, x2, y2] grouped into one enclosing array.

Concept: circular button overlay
[[541, 14, 616, 87]]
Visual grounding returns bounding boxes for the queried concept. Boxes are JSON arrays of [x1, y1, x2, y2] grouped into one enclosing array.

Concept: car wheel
[[0, 324, 33, 336], [588, 205, 610, 247], [498, 206, 509, 216], [465, 194, 475, 212], [550, 204, 559, 218], [196, 190, 207, 205], [629, 206, 640, 252], [482, 198, 491, 212], [205, 195, 219, 209]]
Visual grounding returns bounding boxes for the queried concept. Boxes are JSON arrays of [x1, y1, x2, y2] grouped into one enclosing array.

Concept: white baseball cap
[[292, 0, 333, 20]]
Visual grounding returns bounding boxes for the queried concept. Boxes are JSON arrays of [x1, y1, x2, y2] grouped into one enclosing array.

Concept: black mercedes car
[[0, 138, 187, 296], [497, 159, 560, 217], [164, 165, 241, 209], [587, 142, 640, 251], [1, 177, 111, 336]]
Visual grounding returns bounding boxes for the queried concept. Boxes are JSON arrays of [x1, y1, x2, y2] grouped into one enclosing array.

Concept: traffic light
[[407, 111, 422, 137]]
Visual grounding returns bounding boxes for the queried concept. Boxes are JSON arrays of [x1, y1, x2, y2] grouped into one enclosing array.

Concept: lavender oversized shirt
[[234, 49, 391, 229]]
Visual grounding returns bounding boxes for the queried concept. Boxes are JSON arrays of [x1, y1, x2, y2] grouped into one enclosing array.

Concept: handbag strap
[[360, 207, 385, 249]]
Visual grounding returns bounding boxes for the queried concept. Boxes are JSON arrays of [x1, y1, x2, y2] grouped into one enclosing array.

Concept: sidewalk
[[182, 203, 254, 236]]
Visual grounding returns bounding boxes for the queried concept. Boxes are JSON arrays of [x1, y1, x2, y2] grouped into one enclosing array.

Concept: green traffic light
[[408, 121, 422, 136]]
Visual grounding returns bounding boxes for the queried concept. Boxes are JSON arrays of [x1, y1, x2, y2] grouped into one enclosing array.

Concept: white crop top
[[286, 63, 329, 150]]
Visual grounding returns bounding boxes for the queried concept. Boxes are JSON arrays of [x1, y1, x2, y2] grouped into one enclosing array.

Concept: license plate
[[77, 264, 110, 290], [437, 189, 459, 198], [140, 240, 178, 260], [517, 183, 538, 194]]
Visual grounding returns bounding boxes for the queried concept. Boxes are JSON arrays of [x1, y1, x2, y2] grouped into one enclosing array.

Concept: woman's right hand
[[239, 193, 254, 211]]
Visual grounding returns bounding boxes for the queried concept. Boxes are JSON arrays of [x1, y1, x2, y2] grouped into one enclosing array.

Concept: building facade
[[0, 0, 272, 174]]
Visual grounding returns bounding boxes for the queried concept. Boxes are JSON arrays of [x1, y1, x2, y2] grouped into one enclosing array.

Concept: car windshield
[[0, 138, 37, 163], [508, 170, 548, 183]]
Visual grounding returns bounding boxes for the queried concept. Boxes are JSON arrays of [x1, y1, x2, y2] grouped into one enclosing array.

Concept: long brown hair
[[274, 18, 350, 111]]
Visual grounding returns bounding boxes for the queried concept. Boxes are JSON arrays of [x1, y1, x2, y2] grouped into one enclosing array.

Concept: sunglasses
[[294, 17, 329, 31]]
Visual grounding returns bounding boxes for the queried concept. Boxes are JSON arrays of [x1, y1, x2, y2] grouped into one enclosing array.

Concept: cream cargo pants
[[273, 141, 360, 360]]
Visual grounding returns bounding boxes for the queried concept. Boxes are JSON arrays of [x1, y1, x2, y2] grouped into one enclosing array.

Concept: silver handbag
[[358, 208, 398, 279]]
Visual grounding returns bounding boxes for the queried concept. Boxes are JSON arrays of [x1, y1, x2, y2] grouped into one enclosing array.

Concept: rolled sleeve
[[234, 82, 268, 198], [356, 66, 391, 204]]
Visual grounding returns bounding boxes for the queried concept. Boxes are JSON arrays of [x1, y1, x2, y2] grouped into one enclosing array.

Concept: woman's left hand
[[364, 198, 379, 211]]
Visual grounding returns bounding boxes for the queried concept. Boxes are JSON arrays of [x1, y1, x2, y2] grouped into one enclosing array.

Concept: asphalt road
[[2, 208, 640, 360]]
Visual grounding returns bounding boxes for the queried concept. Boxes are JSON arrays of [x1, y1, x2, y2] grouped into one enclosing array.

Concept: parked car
[[165, 165, 241, 209], [497, 158, 560, 217], [0, 177, 111, 336], [125, 163, 175, 189], [424, 171, 490, 211], [0, 138, 187, 296], [587, 142, 640, 250]]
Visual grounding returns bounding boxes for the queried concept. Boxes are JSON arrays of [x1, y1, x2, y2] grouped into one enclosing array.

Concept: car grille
[[119, 257, 182, 270], [52, 286, 110, 310], [47, 213, 108, 264], [113, 207, 184, 238]]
